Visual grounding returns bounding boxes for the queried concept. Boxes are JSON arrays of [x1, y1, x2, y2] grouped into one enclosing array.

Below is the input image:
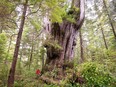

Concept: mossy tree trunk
[[44, 0, 85, 77]]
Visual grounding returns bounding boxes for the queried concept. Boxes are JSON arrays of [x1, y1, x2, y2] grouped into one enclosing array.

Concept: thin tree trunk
[[41, 48, 45, 74], [103, 0, 116, 39], [0, 28, 2, 33], [7, 0, 28, 87], [0, 22, 3, 33], [79, 29, 84, 63], [29, 43, 34, 70], [19, 44, 23, 74], [101, 27, 108, 49], [29, 33, 35, 70]]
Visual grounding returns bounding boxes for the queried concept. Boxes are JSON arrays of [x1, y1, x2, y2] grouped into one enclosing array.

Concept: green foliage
[[60, 82, 82, 87], [43, 67, 59, 78], [30, 0, 43, 5], [103, 50, 116, 77], [63, 61, 74, 70], [0, 34, 9, 87], [14, 67, 40, 87], [44, 84, 59, 87], [0, 0, 15, 18], [14, 79, 44, 87], [43, 37, 62, 51], [45, 0, 66, 23], [51, 68, 59, 78], [62, 6, 80, 23], [0, 33, 7, 61], [30, 19, 42, 32], [0, 63, 8, 87], [65, 14, 76, 23], [109, 37, 116, 50], [50, 6, 66, 23], [60, 78, 83, 87], [40, 47, 46, 57], [77, 62, 116, 87]]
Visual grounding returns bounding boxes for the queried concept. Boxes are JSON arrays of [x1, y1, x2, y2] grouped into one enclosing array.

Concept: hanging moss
[[62, 6, 80, 23], [43, 36, 62, 51], [43, 36, 63, 59]]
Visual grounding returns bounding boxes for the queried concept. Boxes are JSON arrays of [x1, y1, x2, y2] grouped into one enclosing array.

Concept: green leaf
[[30, 19, 42, 31]]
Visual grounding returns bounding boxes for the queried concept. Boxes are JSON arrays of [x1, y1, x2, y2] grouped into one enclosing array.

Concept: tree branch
[[76, 0, 85, 30]]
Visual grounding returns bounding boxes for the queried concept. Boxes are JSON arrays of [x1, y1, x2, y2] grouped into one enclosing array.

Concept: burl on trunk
[[43, 0, 85, 77]]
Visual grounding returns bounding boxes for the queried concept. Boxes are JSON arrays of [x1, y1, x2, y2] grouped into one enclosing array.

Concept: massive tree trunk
[[43, 0, 85, 77], [7, 0, 28, 87]]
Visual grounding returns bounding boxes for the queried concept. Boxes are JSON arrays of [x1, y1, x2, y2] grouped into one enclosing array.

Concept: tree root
[[39, 76, 61, 85]]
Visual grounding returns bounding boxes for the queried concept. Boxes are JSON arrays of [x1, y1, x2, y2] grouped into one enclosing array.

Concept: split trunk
[[43, 0, 85, 77]]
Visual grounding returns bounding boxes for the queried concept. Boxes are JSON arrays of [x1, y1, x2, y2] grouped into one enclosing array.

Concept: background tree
[[79, 29, 84, 63], [7, 0, 28, 86], [103, 0, 116, 39]]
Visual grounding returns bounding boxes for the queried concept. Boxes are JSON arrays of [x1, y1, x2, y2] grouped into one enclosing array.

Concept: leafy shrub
[[78, 62, 116, 87], [44, 84, 59, 87], [0, 33, 7, 61], [0, 64, 8, 87]]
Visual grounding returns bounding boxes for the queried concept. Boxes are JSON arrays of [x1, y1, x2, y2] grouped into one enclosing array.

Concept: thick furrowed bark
[[43, 0, 85, 78]]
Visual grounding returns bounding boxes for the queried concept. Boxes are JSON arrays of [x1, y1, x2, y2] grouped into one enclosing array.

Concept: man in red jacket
[[36, 69, 41, 77]]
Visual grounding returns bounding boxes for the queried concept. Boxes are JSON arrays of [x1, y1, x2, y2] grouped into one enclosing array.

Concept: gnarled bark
[[43, 0, 85, 77]]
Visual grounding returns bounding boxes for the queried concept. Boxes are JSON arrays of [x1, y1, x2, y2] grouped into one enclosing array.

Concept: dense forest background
[[0, 0, 116, 87]]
